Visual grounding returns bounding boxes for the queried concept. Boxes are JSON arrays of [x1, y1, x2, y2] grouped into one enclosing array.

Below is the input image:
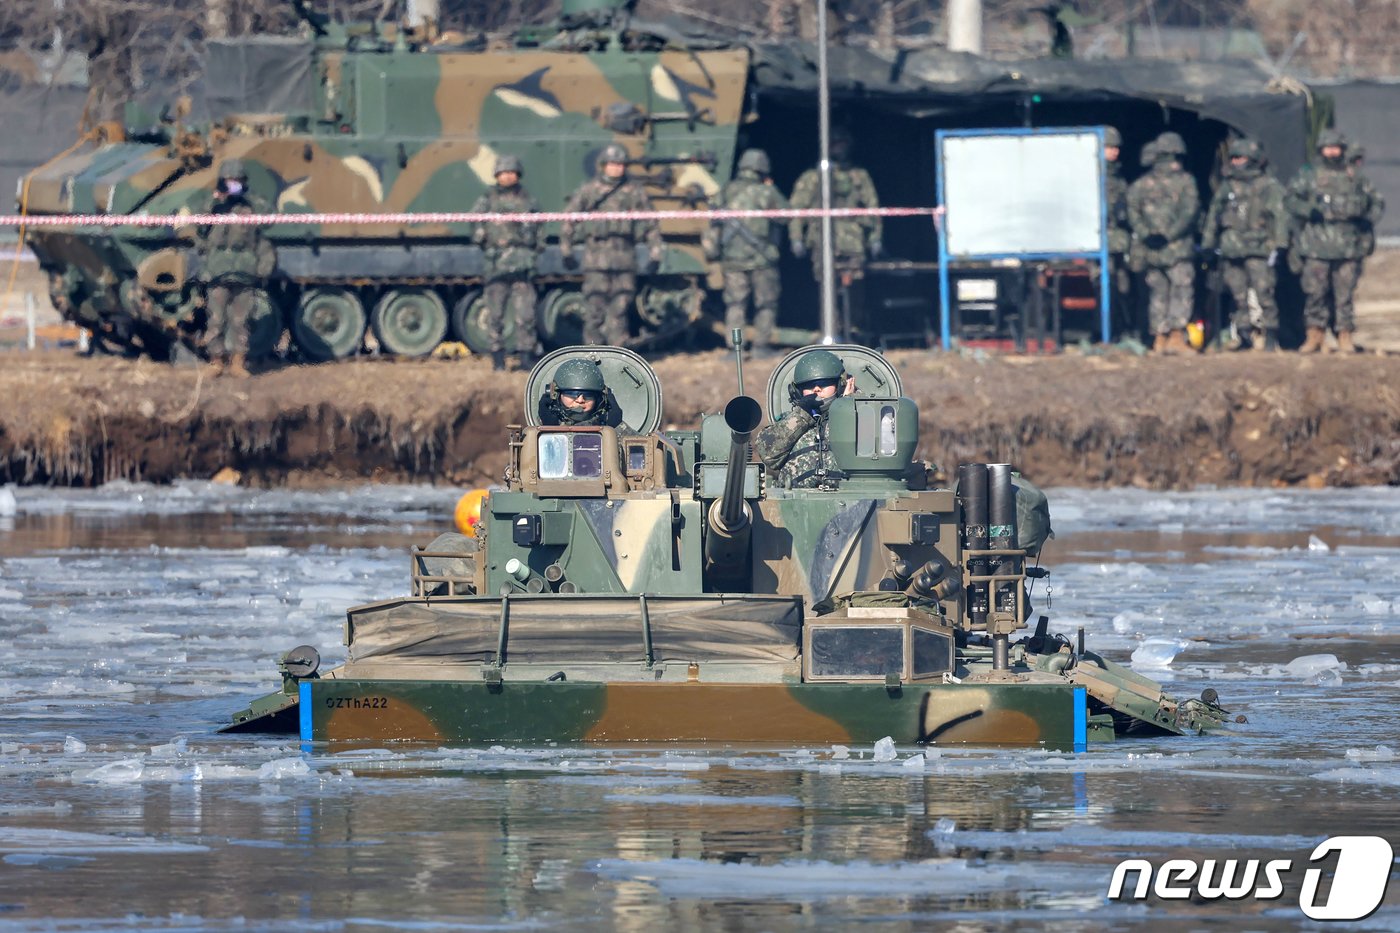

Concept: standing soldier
[[1103, 126, 1133, 336], [1201, 138, 1289, 352], [193, 159, 276, 378], [788, 127, 882, 329], [1287, 130, 1385, 353], [472, 154, 540, 372], [1127, 132, 1199, 353], [702, 148, 788, 359], [561, 144, 663, 346]]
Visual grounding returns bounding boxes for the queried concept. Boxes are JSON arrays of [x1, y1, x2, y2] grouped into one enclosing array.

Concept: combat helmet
[[1317, 129, 1348, 151], [1227, 137, 1264, 166], [1153, 132, 1187, 159], [217, 159, 247, 181], [494, 154, 524, 178], [792, 348, 846, 388], [598, 143, 629, 168], [552, 358, 606, 395], [1102, 126, 1122, 148], [737, 148, 771, 176], [829, 125, 854, 161]]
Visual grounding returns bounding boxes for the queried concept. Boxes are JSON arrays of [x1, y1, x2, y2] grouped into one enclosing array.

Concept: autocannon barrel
[[704, 395, 763, 576]]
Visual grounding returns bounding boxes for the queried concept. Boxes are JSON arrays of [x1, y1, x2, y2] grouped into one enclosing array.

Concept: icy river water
[[1, 483, 1398, 931]]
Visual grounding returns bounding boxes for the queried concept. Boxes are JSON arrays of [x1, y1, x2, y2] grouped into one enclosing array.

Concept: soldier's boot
[[1163, 329, 1191, 355], [491, 350, 507, 372], [209, 356, 228, 378], [1151, 333, 1168, 354], [1337, 330, 1358, 354], [1224, 333, 1247, 352], [226, 354, 250, 379], [1255, 328, 1279, 353], [1298, 326, 1325, 354]]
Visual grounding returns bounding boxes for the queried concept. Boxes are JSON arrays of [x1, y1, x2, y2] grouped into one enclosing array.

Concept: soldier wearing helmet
[[788, 126, 883, 330], [561, 142, 664, 346], [1201, 137, 1289, 351], [1127, 130, 1200, 353], [1287, 129, 1385, 353], [702, 148, 790, 358], [191, 158, 276, 378], [1102, 127, 1134, 334], [538, 357, 632, 432], [754, 349, 856, 488], [471, 153, 541, 371]]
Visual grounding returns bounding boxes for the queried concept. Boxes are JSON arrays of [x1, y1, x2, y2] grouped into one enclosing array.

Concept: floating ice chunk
[[1307, 534, 1330, 552], [872, 737, 898, 762], [1309, 668, 1343, 687], [1355, 594, 1392, 615], [1285, 654, 1344, 678], [1131, 638, 1188, 670], [1345, 745, 1396, 762], [0, 486, 16, 517], [256, 757, 312, 780], [150, 738, 188, 758], [63, 736, 87, 755], [829, 745, 850, 761], [932, 818, 956, 835], [901, 753, 925, 770], [76, 758, 145, 783]]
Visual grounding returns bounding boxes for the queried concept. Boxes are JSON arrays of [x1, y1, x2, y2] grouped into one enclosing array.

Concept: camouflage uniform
[[1287, 130, 1385, 347], [537, 358, 634, 433], [1127, 133, 1199, 347], [788, 135, 882, 279], [194, 160, 276, 368], [1103, 127, 1133, 333], [702, 149, 787, 354], [754, 349, 847, 489], [1201, 139, 1288, 346], [471, 156, 540, 364], [561, 145, 663, 346]]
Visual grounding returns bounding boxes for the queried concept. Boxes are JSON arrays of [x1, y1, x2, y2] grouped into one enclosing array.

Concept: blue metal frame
[[299, 680, 313, 742], [1073, 685, 1088, 753], [935, 127, 1112, 350]]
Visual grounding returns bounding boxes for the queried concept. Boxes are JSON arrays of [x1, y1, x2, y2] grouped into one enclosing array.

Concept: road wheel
[[371, 288, 449, 357], [537, 287, 586, 348], [292, 287, 365, 361], [452, 288, 513, 354]]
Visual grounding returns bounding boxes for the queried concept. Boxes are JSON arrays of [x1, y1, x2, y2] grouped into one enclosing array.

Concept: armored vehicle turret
[[227, 345, 1234, 747]]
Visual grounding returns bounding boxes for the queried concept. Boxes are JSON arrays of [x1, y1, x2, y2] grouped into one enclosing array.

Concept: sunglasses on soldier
[[559, 389, 600, 401], [798, 378, 840, 392]]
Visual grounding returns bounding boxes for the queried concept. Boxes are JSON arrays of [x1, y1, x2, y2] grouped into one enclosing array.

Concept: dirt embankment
[[0, 349, 1397, 490]]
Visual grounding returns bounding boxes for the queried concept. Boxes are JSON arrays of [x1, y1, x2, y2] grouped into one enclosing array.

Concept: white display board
[[940, 130, 1104, 257]]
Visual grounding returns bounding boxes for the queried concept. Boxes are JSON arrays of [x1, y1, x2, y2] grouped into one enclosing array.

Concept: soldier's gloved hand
[[644, 249, 663, 275], [791, 241, 807, 259], [795, 392, 824, 415], [1308, 208, 1325, 223], [561, 249, 579, 271], [868, 239, 886, 260], [1143, 234, 1169, 250]]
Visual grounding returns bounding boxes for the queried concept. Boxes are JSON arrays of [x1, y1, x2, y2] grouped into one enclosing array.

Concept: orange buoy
[[454, 488, 488, 535]]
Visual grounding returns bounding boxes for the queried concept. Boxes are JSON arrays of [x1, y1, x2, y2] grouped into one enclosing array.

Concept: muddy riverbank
[[0, 348, 1396, 490]]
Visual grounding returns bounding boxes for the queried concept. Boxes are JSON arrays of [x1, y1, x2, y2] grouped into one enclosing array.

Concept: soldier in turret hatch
[[471, 154, 540, 372], [561, 143, 663, 346], [537, 358, 634, 434], [754, 348, 855, 489], [703, 148, 789, 359]]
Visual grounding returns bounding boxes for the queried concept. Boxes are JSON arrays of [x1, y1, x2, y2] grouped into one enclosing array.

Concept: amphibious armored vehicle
[[19, 0, 745, 361], [226, 344, 1232, 748]]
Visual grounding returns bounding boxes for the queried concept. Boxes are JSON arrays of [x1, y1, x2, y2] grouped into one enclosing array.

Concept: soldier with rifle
[[561, 143, 663, 346], [1287, 130, 1385, 353], [1127, 132, 1199, 354], [788, 127, 882, 334], [702, 148, 789, 359], [190, 159, 276, 378], [1201, 138, 1289, 351], [472, 154, 540, 372]]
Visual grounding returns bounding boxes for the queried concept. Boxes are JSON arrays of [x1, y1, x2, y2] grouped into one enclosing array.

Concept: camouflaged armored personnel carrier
[[19, 0, 744, 361], [226, 345, 1233, 748]]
